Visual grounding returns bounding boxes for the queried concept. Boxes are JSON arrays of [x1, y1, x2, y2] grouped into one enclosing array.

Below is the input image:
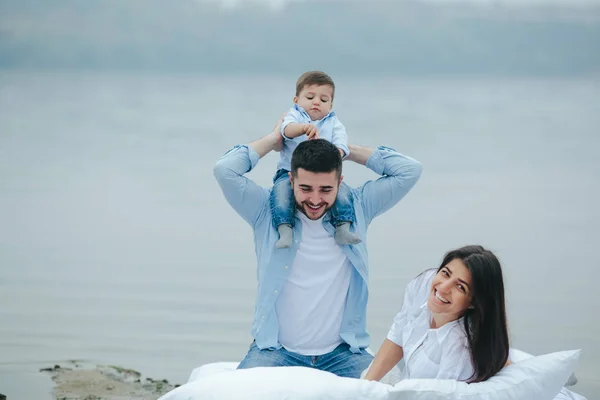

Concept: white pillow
[[389, 349, 581, 400], [510, 348, 578, 387], [158, 365, 392, 400], [509, 349, 586, 400], [360, 347, 581, 390], [160, 349, 582, 400], [187, 361, 239, 383]]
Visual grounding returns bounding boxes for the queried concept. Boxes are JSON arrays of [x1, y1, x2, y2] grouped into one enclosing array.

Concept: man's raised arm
[[213, 120, 283, 226], [346, 144, 422, 224], [345, 144, 375, 165]]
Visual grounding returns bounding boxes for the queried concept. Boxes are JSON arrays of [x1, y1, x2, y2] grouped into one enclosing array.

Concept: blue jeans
[[269, 169, 356, 229], [237, 341, 373, 379]]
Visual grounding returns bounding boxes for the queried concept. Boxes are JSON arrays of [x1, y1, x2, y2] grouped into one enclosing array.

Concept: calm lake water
[[0, 71, 598, 399]]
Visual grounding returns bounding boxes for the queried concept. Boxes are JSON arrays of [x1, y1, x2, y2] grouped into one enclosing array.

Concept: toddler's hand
[[304, 124, 319, 140]]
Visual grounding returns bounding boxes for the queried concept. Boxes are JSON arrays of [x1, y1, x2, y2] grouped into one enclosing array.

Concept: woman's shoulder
[[406, 268, 436, 297], [398, 268, 436, 312]]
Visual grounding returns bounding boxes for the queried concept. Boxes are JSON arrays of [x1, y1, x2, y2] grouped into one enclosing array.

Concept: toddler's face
[[294, 84, 334, 121]]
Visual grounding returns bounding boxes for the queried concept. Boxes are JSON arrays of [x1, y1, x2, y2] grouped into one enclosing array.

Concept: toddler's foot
[[335, 221, 361, 245], [276, 224, 293, 249]]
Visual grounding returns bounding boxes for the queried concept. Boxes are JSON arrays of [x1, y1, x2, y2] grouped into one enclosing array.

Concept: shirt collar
[[293, 103, 335, 121], [420, 301, 466, 343]]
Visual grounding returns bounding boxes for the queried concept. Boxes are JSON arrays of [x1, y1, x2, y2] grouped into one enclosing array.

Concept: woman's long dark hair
[[437, 245, 509, 383]]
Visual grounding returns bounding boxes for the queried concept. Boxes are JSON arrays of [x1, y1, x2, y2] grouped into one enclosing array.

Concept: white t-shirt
[[386, 269, 475, 381], [275, 212, 352, 356]]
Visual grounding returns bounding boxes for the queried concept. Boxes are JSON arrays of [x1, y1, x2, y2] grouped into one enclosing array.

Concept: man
[[213, 117, 422, 378]]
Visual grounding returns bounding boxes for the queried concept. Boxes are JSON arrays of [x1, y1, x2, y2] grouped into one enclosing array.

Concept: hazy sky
[[1, 0, 598, 75], [201, 0, 600, 6], [199, 0, 600, 13]]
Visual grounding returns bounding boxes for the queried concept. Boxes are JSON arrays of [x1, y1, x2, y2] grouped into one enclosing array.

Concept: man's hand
[[271, 113, 286, 152], [304, 124, 319, 140], [248, 113, 286, 158]]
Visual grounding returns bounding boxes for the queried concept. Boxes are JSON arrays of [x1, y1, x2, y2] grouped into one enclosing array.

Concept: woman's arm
[[363, 339, 404, 381]]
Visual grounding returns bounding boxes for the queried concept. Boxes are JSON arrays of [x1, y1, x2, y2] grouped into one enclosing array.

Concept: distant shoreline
[[1, 67, 599, 80]]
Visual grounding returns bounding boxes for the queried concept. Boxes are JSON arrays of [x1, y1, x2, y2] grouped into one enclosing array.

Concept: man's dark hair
[[290, 139, 342, 178], [296, 71, 335, 100]]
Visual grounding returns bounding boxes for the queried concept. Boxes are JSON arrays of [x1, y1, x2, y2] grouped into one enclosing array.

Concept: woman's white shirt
[[386, 269, 475, 382]]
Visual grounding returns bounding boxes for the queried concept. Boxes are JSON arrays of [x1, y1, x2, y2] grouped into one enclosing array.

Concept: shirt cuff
[[223, 144, 260, 173], [281, 118, 297, 140], [247, 146, 260, 171], [337, 144, 350, 160], [365, 145, 397, 175]]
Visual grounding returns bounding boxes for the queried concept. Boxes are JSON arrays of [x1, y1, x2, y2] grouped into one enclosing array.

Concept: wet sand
[[38, 362, 179, 400]]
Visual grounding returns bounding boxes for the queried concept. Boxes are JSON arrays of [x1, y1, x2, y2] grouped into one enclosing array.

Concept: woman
[[364, 245, 510, 383]]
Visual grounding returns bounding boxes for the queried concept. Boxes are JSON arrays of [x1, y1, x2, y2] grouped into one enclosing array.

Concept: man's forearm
[[248, 130, 281, 158], [214, 126, 281, 225], [345, 144, 374, 165], [353, 144, 422, 223]]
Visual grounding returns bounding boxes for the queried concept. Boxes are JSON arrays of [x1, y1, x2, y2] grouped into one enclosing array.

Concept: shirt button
[[274, 290, 278, 294], [284, 265, 288, 269]]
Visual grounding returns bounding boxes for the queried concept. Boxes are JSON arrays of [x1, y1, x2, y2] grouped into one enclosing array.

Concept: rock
[[0, 392, 6, 400], [40, 364, 72, 373], [40, 365, 60, 372]]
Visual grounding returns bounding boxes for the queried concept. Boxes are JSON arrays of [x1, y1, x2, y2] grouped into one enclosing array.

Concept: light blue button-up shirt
[[213, 144, 422, 353], [278, 104, 350, 171]]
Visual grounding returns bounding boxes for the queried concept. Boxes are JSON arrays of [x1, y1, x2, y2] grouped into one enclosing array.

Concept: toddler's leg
[[335, 222, 361, 245], [269, 170, 295, 249], [332, 183, 361, 245], [276, 224, 293, 249]]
